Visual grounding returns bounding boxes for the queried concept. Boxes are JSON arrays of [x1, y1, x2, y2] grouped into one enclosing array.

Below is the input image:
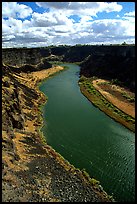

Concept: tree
[[121, 41, 127, 45]]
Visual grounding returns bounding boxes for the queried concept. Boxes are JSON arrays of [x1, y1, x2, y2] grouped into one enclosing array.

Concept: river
[[39, 63, 135, 202]]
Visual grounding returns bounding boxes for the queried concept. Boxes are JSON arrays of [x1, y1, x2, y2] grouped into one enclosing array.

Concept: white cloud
[[2, 17, 24, 37], [2, 2, 33, 19], [36, 2, 122, 17], [2, 2, 135, 48], [124, 11, 135, 17], [80, 16, 93, 24], [2, 18, 12, 34], [31, 11, 73, 27], [91, 19, 127, 36], [101, 2, 122, 13], [36, 2, 70, 9], [122, 11, 135, 25], [2, 34, 15, 41]]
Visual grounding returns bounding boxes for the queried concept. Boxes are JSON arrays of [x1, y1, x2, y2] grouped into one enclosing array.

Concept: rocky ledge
[[2, 63, 114, 202]]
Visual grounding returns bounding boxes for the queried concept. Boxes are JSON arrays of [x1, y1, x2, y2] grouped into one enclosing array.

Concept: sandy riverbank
[[2, 64, 113, 202], [92, 79, 135, 118], [79, 76, 135, 132]]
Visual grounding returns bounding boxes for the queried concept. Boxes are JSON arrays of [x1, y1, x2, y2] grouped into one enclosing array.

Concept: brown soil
[[92, 79, 135, 118]]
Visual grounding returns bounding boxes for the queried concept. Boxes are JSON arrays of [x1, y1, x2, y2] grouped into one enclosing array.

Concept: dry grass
[[92, 79, 135, 118]]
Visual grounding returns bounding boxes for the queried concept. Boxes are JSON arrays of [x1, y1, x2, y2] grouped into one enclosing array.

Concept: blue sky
[[2, 2, 135, 48]]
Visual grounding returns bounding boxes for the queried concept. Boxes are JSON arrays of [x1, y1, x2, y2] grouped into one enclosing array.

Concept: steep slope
[[80, 47, 135, 92], [2, 45, 135, 202], [2, 63, 113, 202], [3, 45, 135, 91]]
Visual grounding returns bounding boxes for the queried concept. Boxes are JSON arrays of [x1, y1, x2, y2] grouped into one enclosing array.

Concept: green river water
[[39, 63, 135, 202]]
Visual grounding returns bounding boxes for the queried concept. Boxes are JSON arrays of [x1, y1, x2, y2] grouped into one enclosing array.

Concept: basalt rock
[[2, 45, 135, 92], [2, 62, 114, 202], [80, 51, 135, 92]]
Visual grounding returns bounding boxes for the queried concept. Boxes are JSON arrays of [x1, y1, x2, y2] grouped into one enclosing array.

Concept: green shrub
[[79, 76, 86, 82], [111, 79, 121, 85], [128, 98, 135, 102], [90, 178, 100, 185]]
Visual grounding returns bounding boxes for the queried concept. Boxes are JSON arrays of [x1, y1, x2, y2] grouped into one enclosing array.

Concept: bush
[[79, 76, 86, 82], [111, 78, 121, 85], [128, 98, 135, 102]]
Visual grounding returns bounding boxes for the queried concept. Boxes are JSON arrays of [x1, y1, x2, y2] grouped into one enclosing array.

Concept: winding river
[[39, 63, 135, 202]]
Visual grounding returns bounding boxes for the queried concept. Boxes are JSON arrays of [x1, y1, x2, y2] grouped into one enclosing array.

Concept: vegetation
[[121, 92, 135, 102], [110, 78, 122, 86], [82, 169, 100, 185], [48, 61, 66, 65], [78, 76, 135, 132], [121, 41, 127, 46]]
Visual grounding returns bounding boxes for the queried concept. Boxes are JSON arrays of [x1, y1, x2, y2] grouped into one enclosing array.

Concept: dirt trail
[[92, 79, 135, 118]]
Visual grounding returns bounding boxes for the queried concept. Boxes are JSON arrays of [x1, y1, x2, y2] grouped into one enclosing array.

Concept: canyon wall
[[2, 45, 135, 91], [79, 46, 135, 92]]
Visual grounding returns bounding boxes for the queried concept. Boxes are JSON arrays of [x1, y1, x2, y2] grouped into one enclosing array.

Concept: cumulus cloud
[[123, 11, 135, 23], [2, 18, 12, 34], [2, 2, 135, 48], [35, 2, 123, 19], [124, 11, 135, 17], [31, 11, 73, 27], [2, 2, 33, 19], [91, 19, 129, 36], [36, 2, 122, 16]]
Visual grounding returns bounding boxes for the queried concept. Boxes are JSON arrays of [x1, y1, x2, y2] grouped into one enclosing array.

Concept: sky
[[2, 2, 135, 48]]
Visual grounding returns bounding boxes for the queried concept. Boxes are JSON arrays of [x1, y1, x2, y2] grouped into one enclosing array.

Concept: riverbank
[[79, 76, 135, 132], [2, 64, 113, 202]]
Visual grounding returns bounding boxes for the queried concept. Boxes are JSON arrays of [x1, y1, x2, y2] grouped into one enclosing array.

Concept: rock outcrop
[[3, 45, 135, 91], [2, 45, 135, 202], [80, 50, 135, 92], [2, 63, 113, 202]]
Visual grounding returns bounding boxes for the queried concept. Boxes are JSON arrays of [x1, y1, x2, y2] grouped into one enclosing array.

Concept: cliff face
[[2, 49, 52, 73], [3, 45, 135, 92], [63, 45, 135, 62], [2, 63, 113, 202], [2, 45, 135, 202], [3, 45, 135, 64], [2, 63, 42, 166], [3, 45, 135, 63], [2, 48, 42, 66], [2, 45, 134, 202], [2, 65, 24, 165], [80, 47, 135, 92]]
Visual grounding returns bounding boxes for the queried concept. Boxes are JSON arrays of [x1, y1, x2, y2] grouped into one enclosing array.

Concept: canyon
[[2, 44, 135, 202]]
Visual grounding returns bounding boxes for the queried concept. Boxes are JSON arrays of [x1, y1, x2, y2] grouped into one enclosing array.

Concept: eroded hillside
[[80, 50, 135, 92], [3, 45, 135, 92], [2, 62, 113, 202], [2, 45, 135, 202]]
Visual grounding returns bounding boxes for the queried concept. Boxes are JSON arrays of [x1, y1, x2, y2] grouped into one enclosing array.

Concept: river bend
[[39, 63, 135, 202]]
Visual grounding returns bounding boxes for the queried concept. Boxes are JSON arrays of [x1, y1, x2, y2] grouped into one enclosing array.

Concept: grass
[[78, 76, 135, 132], [48, 61, 63, 65], [121, 92, 135, 102], [82, 169, 100, 185]]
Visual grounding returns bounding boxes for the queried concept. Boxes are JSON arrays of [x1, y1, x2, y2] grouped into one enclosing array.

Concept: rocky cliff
[[63, 45, 135, 62], [2, 45, 134, 202], [80, 49, 135, 92], [2, 62, 113, 202], [3, 45, 135, 64], [3, 45, 135, 88]]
